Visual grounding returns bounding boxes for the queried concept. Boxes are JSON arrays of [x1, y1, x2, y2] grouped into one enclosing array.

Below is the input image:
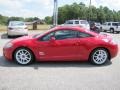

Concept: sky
[[0, 0, 120, 19]]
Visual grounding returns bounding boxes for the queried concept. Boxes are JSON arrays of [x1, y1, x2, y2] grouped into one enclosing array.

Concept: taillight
[[8, 27, 13, 30]]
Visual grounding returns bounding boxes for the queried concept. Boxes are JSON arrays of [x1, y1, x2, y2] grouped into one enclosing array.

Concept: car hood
[[11, 35, 34, 44]]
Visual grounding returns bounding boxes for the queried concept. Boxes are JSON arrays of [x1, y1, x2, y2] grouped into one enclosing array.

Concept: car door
[[102, 23, 107, 30], [35, 30, 80, 61], [106, 22, 111, 31], [75, 31, 94, 60]]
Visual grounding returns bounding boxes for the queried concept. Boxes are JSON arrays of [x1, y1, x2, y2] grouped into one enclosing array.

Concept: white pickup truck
[[101, 22, 120, 33]]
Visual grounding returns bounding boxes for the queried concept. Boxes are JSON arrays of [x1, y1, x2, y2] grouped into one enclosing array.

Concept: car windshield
[[80, 21, 88, 24], [10, 21, 25, 26], [33, 29, 51, 38]]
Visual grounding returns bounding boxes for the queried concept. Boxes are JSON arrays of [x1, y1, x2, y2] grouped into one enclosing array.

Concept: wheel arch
[[110, 27, 114, 30]]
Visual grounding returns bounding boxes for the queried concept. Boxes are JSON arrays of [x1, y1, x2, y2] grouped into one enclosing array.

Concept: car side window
[[77, 31, 93, 38], [40, 32, 54, 41], [103, 23, 107, 25], [108, 23, 111, 26], [112, 23, 118, 26], [75, 21, 79, 24], [66, 21, 73, 24], [54, 30, 77, 40]]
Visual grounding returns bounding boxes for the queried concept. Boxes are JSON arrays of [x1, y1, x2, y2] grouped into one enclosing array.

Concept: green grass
[[28, 24, 51, 30], [0, 24, 51, 32], [0, 25, 7, 31]]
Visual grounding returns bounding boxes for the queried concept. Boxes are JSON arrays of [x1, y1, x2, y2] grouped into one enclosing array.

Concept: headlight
[[4, 42, 13, 48]]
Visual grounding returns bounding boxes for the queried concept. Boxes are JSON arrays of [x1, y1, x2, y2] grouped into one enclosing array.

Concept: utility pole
[[89, 0, 92, 22], [53, 0, 58, 26]]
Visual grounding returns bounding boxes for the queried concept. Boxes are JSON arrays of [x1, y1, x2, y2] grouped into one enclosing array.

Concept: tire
[[110, 28, 114, 33], [90, 48, 109, 65], [7, 35, 11, 38], [14, 48, 34, 65], [116, 31, 120, 34]]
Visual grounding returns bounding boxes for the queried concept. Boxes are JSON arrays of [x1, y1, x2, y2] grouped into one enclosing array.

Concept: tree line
[[45, 2, 120, 24], [0, 2, 120, 25], [0, 15, 41, 25]]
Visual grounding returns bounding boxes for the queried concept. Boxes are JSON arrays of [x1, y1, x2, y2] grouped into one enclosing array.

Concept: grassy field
[[0, 25, 7, 31], [27, 24, 51, 30], [0, 24, 51, 31]]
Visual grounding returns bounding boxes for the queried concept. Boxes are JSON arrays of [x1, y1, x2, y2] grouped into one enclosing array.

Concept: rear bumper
[[109, 44, 118, 59], [7, 29, 28, 36], [115, 29, 120, 31]]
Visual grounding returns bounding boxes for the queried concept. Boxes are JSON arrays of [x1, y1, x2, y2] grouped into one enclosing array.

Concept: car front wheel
[[90, 48, 109, 65], [14, 48, 34, 65]]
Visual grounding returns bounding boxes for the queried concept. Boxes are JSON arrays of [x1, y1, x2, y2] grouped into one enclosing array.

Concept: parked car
[[7, 21, 28, 37], [100, 22, 120, 33], [94, 22, 101, 29], [90, 22, 101, 33], [62, 20, 90, 30], [3, 26, 118, 65]]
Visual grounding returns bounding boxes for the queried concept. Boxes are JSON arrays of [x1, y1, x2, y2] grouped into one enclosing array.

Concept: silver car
[[63, 20, 90, 30], [7, 21, 28, 37]]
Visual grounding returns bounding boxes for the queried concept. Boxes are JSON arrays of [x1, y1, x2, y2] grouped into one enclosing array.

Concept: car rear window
[[10, 21, 25, 26]]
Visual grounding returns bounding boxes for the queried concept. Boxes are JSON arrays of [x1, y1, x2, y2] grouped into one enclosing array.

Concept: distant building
[[25, 20, 45, 25]]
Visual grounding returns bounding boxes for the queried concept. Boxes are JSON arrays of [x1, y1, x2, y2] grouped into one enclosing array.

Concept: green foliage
[[7, 17, 24, 24], [0, 2, 120, 25], [24, 17, 40, 22], [44, 16, 52, 24], [0, 14, 9, 25], [45, 2, 120, 24]]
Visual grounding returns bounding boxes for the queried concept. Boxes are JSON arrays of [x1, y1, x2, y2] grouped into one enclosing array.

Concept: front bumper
[[3, 47, 14, 61]]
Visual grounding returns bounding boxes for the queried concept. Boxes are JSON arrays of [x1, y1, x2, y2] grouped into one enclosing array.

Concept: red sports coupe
[[3, 26, 118, 65]]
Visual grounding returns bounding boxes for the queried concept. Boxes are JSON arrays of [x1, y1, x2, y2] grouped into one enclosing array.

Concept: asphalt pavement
[[0, 31, 120, 90]]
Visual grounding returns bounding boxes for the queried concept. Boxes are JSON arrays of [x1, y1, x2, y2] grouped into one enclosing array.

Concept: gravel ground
[[0, 31, 120, 90]]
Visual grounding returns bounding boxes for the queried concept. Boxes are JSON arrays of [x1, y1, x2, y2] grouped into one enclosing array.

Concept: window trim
[[39, 29, 93, 41]]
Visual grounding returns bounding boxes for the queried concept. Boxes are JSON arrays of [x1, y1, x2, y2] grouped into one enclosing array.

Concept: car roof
[[105, 22, 119, 23], [54, 25, 84, 31], [52, 26, 97, 36], [67, 20, 87, 21]]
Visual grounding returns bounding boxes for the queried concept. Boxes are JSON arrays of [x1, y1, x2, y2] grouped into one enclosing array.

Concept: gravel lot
[[0, 31, 120, 90]]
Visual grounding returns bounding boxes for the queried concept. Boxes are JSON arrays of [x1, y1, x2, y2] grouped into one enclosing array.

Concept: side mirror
[[50, 36, 55, 42]]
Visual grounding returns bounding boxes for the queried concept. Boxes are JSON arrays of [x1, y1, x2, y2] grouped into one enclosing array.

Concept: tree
[[44, 16, 52, 24]]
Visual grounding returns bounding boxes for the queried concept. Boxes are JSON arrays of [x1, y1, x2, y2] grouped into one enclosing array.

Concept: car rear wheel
[[14, 48, 34, 65], [90, 48, 109, 65], [110, 28, 114, 33]]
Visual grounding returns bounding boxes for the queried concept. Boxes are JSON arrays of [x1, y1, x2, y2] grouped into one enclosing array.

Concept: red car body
[[3, 26, 118, 63]]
